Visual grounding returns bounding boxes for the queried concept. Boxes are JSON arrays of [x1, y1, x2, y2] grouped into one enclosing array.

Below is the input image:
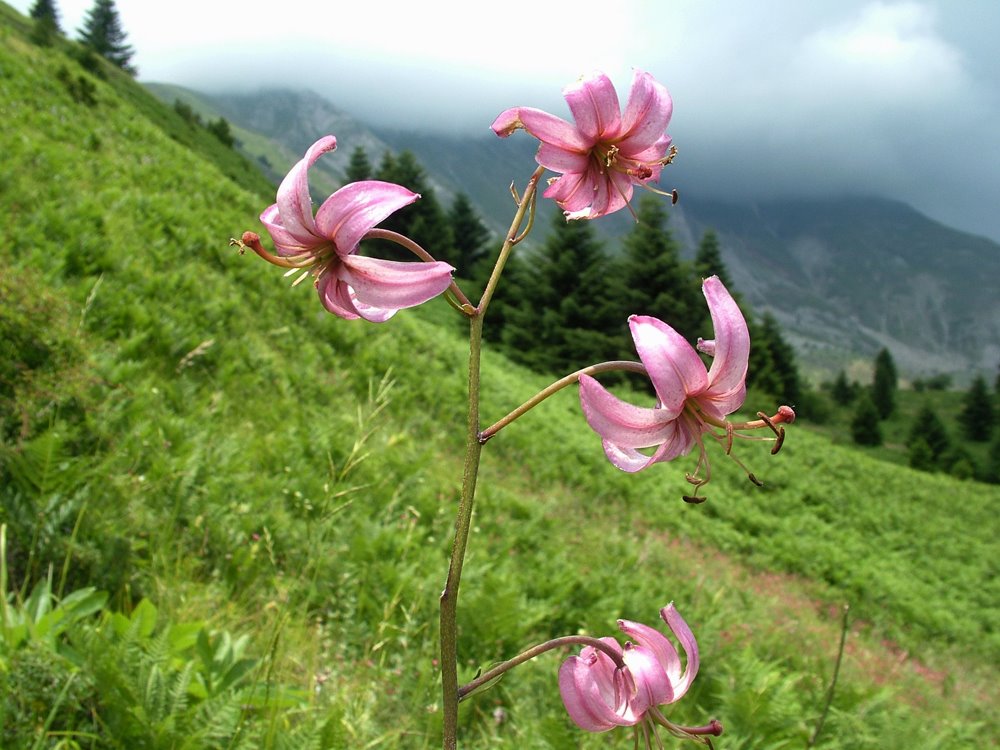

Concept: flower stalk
[[440, 167, 544, 750]]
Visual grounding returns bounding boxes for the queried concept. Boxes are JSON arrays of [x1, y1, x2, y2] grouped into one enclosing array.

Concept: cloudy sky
[[16, 0, 1000, 242]]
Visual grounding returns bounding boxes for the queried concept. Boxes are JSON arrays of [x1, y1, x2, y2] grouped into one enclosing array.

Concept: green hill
[[1, 5, 997, 748]]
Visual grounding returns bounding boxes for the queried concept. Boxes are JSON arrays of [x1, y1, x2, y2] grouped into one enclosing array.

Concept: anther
[[670, 188, 679, 205], [683, 495, 706, 504], [748, 473, 764, 487], [771, 427, 786, 455]]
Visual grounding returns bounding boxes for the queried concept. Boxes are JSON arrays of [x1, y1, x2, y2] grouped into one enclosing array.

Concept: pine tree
[[29, 0, 61, 44], [500, 212, 620, 374], [908, 437, 935, 471], [617, 195, 702, 356], [907, 404, 950, 464], [78, 0, 136, 74], [750, 313, 800, 405], [830, 370, 855, 406], [694, 230, 733, 288], [871, 348, 897, 419], [851, 395, 883, 446], [447, 193, 491, 280], [958, 374, 994, 441], [344, 146, 372, 183]]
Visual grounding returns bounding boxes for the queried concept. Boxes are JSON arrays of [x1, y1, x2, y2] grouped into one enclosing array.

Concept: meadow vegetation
[[1, 5, 998, 747]]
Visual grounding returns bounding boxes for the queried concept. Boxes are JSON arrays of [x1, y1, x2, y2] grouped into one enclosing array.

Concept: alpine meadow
[[1, 3, 999, 749]]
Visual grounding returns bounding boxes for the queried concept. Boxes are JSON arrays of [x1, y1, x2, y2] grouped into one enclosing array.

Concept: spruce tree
[[830, 370, 855, 406], [871, 348, 897, 419], [29, 0, 61, 43], [694, 229, 732, 287], [447, 193, 491, 280], [851, 395, 883, 446], [78, 0, 136, 74], [751, 313, 800, 405], [344, 146, 372, 183], [958, 374, 994, 441], [907, 404, 950, 464], [908, 437, 935, 471], [501, 212, 620, 374], [617, 194, 702, 356]]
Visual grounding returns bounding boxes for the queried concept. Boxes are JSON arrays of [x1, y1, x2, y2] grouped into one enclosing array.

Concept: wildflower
[[559, 604, 721, 746], [491, 70, 675, 219], [250, 135, 454, 322], [579, 276, 794, 499]]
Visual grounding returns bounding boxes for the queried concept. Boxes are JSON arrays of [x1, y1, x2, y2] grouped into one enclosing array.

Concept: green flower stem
[[457, 634, 627, 701], [479, 361, 648, 444], [440, 167, 545, 750]]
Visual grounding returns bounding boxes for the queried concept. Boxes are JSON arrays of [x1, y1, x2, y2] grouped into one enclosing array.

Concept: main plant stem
[[440, 167, 544, 750]]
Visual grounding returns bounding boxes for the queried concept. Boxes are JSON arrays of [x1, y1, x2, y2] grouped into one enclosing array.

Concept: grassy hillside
[[1, 6, 998, 748]]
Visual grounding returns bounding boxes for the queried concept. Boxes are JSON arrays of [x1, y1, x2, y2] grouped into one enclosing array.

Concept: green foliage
[[850, 395, 882, 445], [206, 117, 235, 148], [1, 9, 998, 747], [829, 370, 856, 405], [78, 0, 135, 74], [617, 194, 703, 348], [907, 404, 951, 469], [28, 0, 60, 45], [748, 312, 801, 405], [872, 347, 898, 418], [447, 192, 491, 279], [958, 374, 994, 441], [498, 211, 622, 373]]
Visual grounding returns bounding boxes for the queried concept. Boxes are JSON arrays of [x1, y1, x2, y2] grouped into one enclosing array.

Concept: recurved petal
[[544, 171, 594, 214], [629, 316, 707, 413], [701, 276, 750, 396], [275, 135, 337, 243], [316, 273, 362, 321], [558, 654, 624, 732], [618, 70, 673, 153], [618, 618, 681, 699], [315, 181, 419, 254], [564, 72, 622, 142], [339, 255, 453, 311], [491, 107, 592, 151], [660, 604, 699, 699], [579, 374, 678, 449]]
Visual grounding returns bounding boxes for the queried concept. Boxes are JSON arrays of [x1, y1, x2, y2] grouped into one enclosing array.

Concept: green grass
[[1, 5, 998, 748]]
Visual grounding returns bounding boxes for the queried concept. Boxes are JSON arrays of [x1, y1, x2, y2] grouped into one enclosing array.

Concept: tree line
[[30, 0, 136, 75]]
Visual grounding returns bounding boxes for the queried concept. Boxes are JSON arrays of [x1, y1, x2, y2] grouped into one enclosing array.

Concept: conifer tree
[[78, 0, 136, 75], [851, 394, 883, 446], [907, 404, 950, 464], [344, 146, 372, 183], [985, 432, 1000, 484], [908, 437, 935, 471], [750, 313, 800, 405], [958, 374, 994, 441], [29, 0, 61, 43], [501, 212, 619, 374], [830, 370, 855, 406], [617, 195, 702, 356], [694, 230, 733, 288], [871, 347, 897, 419], [447, 193, 491, 280]]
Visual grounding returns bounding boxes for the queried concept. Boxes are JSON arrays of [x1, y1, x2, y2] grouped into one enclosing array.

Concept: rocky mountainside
[[146, 85, 1000, 382]]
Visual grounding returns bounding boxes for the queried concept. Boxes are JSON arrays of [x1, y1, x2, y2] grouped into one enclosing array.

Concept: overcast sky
[[16, 0, 1000, 242]]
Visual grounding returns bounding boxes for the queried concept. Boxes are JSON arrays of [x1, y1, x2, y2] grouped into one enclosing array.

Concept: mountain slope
[[2, 9, 998, 745]]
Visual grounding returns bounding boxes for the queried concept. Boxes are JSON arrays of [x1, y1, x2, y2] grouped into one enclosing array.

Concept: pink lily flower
[[491, 70, 675, 220], [559, 605, 720, 746], [579, 276, 794, 499], [256, 135, 454, 322]]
